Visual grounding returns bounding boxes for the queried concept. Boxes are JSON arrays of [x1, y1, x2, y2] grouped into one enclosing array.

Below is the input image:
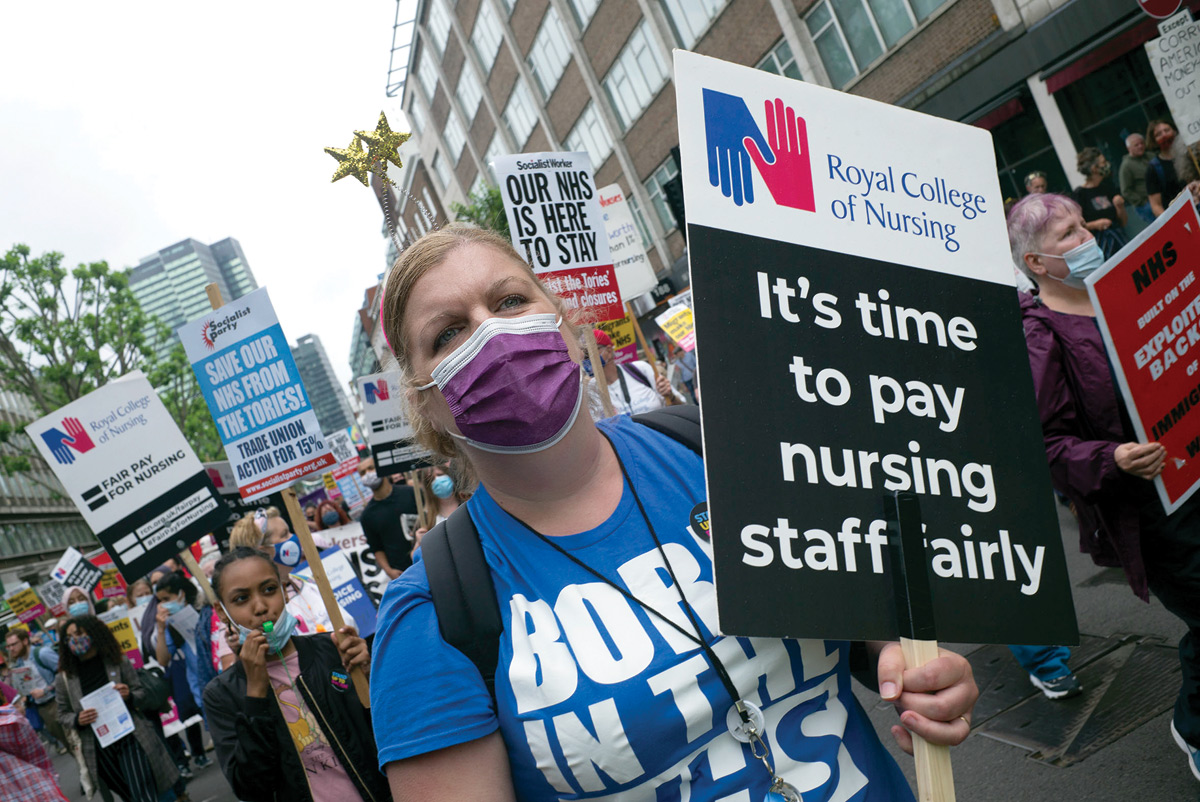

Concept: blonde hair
[[379, 223, 581, 463], [229, 514, 266, 550]]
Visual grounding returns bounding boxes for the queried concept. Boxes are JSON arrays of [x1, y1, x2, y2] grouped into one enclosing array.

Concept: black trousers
[[1141, 492, 1200, 747]]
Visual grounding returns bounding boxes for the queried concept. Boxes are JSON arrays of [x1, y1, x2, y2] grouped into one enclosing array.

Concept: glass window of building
[[757, 38, 804, 81], [409, 99, 428, 135], [471, 1, 505, 74], [444, 113, 467, 163], [644, 157, 680, 232], [457, 66, 484, 124], [805, 0, 947, 89], [603, 22, 670, 131], [417, 48, 439, 100], [426, 0, 453, 57], [987, 95, 1070, 199], [432, 150, 453, 191], [564, 102, 614, 169], [661, 0, 726, 49], [485, 134, 506, 182], [503, 79, 539, 147], [566, 0, 601, 30], [628, 192, 655, 249], [470, 170, 488, 197], [528, 7, 573, 98]]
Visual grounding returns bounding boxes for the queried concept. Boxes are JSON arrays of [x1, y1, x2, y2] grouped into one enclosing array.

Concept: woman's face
[[155, 588, 184, 606], [67, 589, 88, 606], [1154, 123, 1176, 150], [64, 624, 93, 658], [1091, 155, 1108, 176], [402, 243, 576, 435], [1032, 210, 1094, 279], [219, 557, 285, 630]]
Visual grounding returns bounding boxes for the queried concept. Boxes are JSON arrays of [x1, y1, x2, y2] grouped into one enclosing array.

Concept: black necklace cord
[[501, 431, 750, 723]]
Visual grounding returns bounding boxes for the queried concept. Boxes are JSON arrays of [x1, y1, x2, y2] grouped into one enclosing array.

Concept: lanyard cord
[[502, 432, 749, 722]]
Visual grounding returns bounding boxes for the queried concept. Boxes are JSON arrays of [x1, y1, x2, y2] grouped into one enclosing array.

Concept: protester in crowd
[[227, 513, 355, 635], [139, 566, 171, 664], [1119, 132, 1153, 234], [1, 678, 21, 707], [1024, 170, 1049, 195], [1071, 147, 1127, 259], [63, 586, 96, 619], [304, 503, 319, 528], [56, 615, 180, 802], [5, 629, 68, 756], [313, 499, 351, 532], [154, 572, 215, 772], [1010, 192, 1200, 780], [670, 345, 698, 403], [412, 462, 471, 550], [368, 223, 977, 801], [1147, 119, 1200, 217], [0, 700, 68, 802], [586, 328, 681, 417], [357, 462, 418, 580], [203, 547, 387, 802]]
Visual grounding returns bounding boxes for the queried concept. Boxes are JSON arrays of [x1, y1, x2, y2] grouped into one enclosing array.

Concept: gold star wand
[[324, 111, 417, 253]]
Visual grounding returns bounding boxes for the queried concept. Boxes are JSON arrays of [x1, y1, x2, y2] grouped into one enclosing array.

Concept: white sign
[[598, 184, 658, 300], [319, 522, 389, 605], [1146, 16, 1200, 145], [357, 371, 431, 475], [493, 152, 625, 321], [79, 682, 135, 748], [179, 287, 336, 499], [27, 373, 228, 581]]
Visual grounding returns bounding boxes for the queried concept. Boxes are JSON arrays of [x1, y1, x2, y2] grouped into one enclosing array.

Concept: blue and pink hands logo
[[40, 417, 95, 465], [702, 89, 815, 212], [363, 380, 389, 404]]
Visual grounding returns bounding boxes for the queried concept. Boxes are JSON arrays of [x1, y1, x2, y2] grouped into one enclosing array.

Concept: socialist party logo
[[363, 379, 390, 404], [40, 417, 96, 465], [702, 89, 815, 211]]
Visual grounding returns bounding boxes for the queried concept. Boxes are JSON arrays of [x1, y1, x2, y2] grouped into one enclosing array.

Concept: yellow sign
[[322, 472, 342, 498], [655, 305, 696, 351], [106, 615, 138, 655], [5, 586, 46, 623], [98, 567, 123, 595], [597, 316, 636, 353]]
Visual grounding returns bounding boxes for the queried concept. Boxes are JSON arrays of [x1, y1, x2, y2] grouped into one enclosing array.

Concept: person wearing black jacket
[[202, 547, 389, 802]]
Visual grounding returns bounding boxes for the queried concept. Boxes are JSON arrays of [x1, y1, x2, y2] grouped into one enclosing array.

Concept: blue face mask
[[1034, 239, 1105, 289], [272, 534, 303, 567], [162, 600, 185, 616], [134, 595, 150, 608], [221, 605, 298, 652], [68, 602, 90, 618], [431, 474, 455, 499], [321, 510, 341, 528]]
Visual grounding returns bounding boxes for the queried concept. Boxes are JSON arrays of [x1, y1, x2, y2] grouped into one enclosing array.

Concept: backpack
[[135, 665, 173, 715], [422, 406, 702, 696]]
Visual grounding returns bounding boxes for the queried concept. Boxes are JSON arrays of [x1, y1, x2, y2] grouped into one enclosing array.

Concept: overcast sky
[[0, 2, 416, 390]]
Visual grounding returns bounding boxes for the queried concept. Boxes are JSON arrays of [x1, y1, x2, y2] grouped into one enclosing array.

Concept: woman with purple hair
[[1009, 192, 1200, 782]]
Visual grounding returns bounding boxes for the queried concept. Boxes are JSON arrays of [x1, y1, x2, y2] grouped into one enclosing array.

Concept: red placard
[[1089, 195, 1200, 512], [541, 265, 624, 322], [90, 550, 129, 600], [1138, 0, 1183, 19]]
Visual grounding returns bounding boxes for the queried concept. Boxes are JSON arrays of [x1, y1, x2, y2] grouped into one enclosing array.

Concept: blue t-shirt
[[370, 415, 912, 801]]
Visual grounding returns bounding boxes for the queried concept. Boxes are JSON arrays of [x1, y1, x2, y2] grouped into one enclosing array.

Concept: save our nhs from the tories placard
[[676, 51, 1075, 645], [180, 287, 336, 500]]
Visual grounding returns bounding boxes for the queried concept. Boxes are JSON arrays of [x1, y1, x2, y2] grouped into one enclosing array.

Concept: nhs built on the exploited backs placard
[[675, 51, 1077, 645], [179, 287, 336, 500]]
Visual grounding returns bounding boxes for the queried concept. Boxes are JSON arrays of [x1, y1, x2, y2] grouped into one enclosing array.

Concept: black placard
[[691, 224, 1078, 645]]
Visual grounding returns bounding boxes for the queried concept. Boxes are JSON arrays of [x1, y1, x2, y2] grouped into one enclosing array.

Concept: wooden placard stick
[[178, 550, 218, 607], [203, 281, 370, 707], [886, 491, 955, 802], [282, 487, 371, 707], [583, 326, 615, 419], [407, 469, 430, 530], [626, 302, 658, 373]]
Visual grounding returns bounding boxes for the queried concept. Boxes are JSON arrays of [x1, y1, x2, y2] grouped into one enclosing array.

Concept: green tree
[[451, 185, 510, 240], [147, 337, 224, 462], [0, 244, 223, 475]]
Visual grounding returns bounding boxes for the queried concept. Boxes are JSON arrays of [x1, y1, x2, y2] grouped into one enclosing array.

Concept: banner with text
[[179, 286, 336, 499], [357, 371, 431, 475], [3, 583, 46, 624], [49, 548, 104, 593], [100, 609, 143, 669], [89, 550, 128, 600], [27, 374, 227, 582], [676, 51, 1076, 643], [495, 152, 624, 321], [1088, 193, 1200, 512], [38, 578, 67, 618], [596, 316, 639, 363], [1146, 11, 1200, 145], [598, 184, 658, 300], [293, 546, 378, 638], [204, 460, 295, 551], [655, 304, 696, 352]]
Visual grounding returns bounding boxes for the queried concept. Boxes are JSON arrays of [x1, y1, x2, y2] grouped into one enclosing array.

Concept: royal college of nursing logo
[[40, 417, 96, 465], [702, 89, 816, 212], [363, 379, 390, 404]]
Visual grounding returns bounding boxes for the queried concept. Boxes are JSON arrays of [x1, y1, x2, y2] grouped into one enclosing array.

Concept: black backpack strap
[[632, 405, 703, 456], [422, 505, 503, 697]]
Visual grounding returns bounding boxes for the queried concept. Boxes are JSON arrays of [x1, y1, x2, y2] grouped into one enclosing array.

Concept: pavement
[[44, 504, 1198, 801]]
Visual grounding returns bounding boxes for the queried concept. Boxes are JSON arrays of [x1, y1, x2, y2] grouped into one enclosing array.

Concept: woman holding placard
[[1010, 192, 1200, 781], [55, 614, 179, 802], [367, 224, 977, 802]]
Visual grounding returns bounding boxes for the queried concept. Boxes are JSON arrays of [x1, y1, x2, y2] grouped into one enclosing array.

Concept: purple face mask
[[418, 313, 583, 453]]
